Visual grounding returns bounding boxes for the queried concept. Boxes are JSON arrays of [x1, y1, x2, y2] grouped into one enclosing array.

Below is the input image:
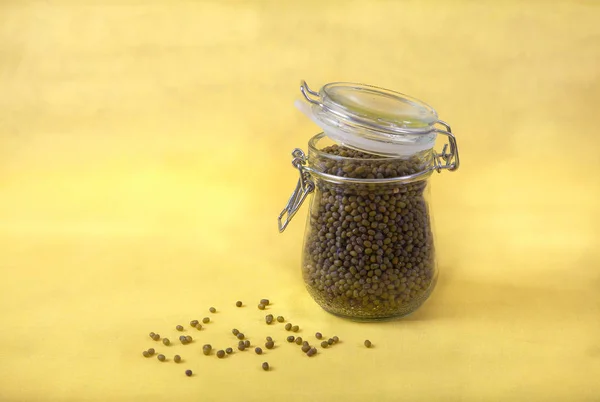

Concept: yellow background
[[1, 1, 599, 401]]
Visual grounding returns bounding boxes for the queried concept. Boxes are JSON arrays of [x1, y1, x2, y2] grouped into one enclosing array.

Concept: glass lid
[[296, 80, 440, 157]]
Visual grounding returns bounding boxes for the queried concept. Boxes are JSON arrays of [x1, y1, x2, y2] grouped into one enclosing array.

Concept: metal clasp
[[278, 148, 314, 233], [300, 80, 321, 105], [433, 120, 460, 172]]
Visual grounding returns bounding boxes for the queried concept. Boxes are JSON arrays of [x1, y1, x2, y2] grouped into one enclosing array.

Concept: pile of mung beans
[[302, 145, 436, 319], [140, 299, 374, 376]]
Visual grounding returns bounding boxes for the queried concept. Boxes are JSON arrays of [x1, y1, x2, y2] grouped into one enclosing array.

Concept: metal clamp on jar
[[279, 80, 460, 321]]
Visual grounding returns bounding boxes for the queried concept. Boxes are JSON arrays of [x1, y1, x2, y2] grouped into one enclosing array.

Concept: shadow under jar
[[279, 80, 460, 321]]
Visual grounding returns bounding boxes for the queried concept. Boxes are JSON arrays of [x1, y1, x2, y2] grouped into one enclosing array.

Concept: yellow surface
[[1, 1, 599, 401]]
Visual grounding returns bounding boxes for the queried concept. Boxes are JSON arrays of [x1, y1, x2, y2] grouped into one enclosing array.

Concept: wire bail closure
[[300, 80, 321, 105], [432, 120, 460, 172], [278, 149, 315, 233]]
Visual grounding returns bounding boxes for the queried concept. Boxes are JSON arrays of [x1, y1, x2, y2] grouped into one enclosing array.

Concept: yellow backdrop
[[1, 1, 599, 401]]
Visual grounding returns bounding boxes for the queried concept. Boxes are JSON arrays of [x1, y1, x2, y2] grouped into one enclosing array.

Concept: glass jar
[[279, 81, 460, 321]]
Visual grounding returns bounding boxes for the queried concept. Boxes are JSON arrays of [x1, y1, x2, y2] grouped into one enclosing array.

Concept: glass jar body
[[300, 134, 437, 321]]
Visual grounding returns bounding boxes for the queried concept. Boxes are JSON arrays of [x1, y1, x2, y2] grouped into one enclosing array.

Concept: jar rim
[[305, 133, 435, 185], [308, 132, 431, 161], [308, 132, 405, 161]]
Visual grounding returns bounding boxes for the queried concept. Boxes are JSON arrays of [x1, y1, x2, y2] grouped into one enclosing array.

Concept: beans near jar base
[[302, 145, 436, 320]]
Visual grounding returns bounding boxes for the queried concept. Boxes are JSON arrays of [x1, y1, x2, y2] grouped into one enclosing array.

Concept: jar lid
[[296, 80, 440, 156]]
